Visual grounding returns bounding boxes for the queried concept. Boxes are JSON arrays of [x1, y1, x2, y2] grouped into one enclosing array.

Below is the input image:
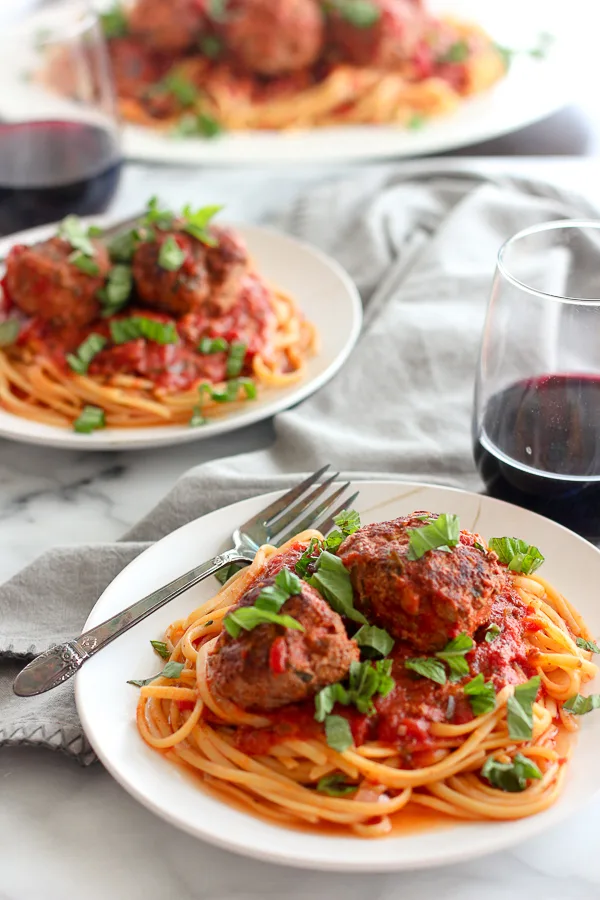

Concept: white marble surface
[[2, 157, 600, 898]]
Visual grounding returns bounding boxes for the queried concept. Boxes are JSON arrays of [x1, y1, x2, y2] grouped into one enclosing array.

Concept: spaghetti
[[0, 202, 317, 431], [134, 514, 598, 836]]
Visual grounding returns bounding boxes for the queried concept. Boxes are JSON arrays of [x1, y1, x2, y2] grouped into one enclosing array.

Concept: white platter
[[0, 219, 361, 450], [76, 481, 600, 871]]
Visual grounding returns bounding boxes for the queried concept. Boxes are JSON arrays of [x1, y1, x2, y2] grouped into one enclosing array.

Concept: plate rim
[[75, 480, 600, 871], [0, 218, 362, 450]]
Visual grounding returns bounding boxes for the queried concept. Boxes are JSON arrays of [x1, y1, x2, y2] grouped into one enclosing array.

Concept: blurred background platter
[[0, 0, 578, 165]]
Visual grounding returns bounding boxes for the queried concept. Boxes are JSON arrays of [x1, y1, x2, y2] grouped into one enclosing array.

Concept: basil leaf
[[150, 640, 170, 660], [325, 508, 361, 551], [108, 228, 143, 263], [127, 660, 185, 687], [73, 405, 105, 434], [438, 40, 470, 64], [224, 606, 304, 639], [182, 203, 222, 245], [100, 3, 128, 38], [348, 659, 390, 715], [485, 623, 502, 643], [353, 624, 394, 660], [324, 715, 353, 752], [329, 0, 381, 28], [316, 774, 357, 797], [308, 551, 367, 625], [59, 215, 96, 257], [226, 341, 247, 377], [407, 113, 426, 130], [373, 658, 395, 697], [576, 637, 600, 654], [207, 0, 228, 20], [315, 682, 350, 722], [0, 319, 20, 347], [190, 407, 206, 427], [407, 513, 460, 561], [507, 676, 541, 741], [563, 693, 600, 715], [255, 567, 302, 613], [199, 336, 228, 354], [70, 252, 100, 276], [488, 537, 545, 574], [464, 673, 496, 716], [174, 113, 224, 140], [143, 196, 175, 231], [158, 234, 185, 271], [162, 71, 198, 107], [481, 752, 542, 792], [199, 35, 223, 58], [66, 333, 107, 374], [110, 316, 178, 345], [435, 633, 473, 682], [87, 225, 103, 237], [98, 264, 133, 316], [275, 567, 303, 596], [405, 657, 447, 685], [236, 377, 257, 399], [295, 537, 323, 579]]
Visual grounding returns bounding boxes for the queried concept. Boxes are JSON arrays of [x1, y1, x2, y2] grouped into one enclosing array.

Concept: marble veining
[[2, 159, 600, 897]]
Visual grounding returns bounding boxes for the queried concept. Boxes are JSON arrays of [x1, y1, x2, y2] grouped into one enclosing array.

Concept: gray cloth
[[1, 166, 596, 765]]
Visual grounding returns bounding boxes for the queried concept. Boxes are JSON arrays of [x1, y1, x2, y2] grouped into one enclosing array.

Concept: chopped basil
[[576, 637, 600, 654], [150, 640, 170, 660], [182, 203, 222, 245], [199, 35, 223, 58], [58, 215, 96, 257], [100, 3, 128, 38], [66, 333, 107, 374], [464, 673, 496, 716], [69, 251, 100, 276], [529, 31, 554, 60], [315, 660, 394, 721], [158, 235, 185, 271], [488, 536, 545, 575], [353, 624, 394, 660], [315, 682, 350, 722], [226, 341, 247, 378], [73, 405, 105, 434], [224, 567, 304, 638], [223, 607, 304, 639], [485, 623, 502, 643], [110, 316, 178, 346], [308, 551, 367, 625], [407, 513, 460, 561], [162, 71, 198, 107], [328, 0, 381, 28], [324, 714, 353, 752], [473, 541, 486, 553], [173, 113, 224, 139], [0, 319, 20, 347], [316, 774, 357, 797], [199, 336, 228, 354], [407, 113, 426, 130], [507, 676, 541, 741], [435, 633, 474, 682], [127, 660, 185, 686], [295, 537, 324, 579], [87, 225, 103, 237], [198, 377, 257, 406], [325, 508, 361, 551], [481, 753, 542, 793], [438, 40, 470, 64], [189, 407, 206, 427], [207, 0, 228, 21], [563, 693, 600, 715], [97, 264, 133, 316], [494, 42, 514, 70], [108, 228, 144, 263], [405, 656, 447, 685]]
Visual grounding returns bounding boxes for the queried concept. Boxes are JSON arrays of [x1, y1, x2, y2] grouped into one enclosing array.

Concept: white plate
[[0, 219, 361, 450], [76, 481, 600, 871], [118, 0, 573, 165]]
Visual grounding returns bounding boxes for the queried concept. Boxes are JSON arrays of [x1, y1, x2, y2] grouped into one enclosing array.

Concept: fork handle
[[13, 548, 248, 697]]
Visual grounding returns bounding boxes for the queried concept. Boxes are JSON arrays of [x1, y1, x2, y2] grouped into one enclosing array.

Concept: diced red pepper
[[269, 636, 288, 675]]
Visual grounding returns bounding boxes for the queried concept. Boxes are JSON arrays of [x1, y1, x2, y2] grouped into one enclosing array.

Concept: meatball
[[132, 226, 249, 317], [215, 0, 324, 75], [108, 38, 171, 99], [337, 513, 507, 653], [328, 0, 428, 69], [4, 238, 110, 328], [129, 0, 206, 52], [207, 576, 359, 711]]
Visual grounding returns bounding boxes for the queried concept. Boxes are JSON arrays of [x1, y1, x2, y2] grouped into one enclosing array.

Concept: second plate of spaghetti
[[0, 205, 361, 449], [76, 482, 600, 870]]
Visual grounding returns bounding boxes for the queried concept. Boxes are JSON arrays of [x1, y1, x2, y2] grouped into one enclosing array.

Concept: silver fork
[[13, 465, 358, 698]]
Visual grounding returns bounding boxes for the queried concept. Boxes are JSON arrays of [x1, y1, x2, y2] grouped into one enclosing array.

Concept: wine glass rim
[[497, 218, 600, 306], [3, 2, 98, 43]]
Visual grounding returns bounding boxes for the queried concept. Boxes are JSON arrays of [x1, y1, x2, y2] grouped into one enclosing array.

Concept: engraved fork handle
[[13, 548, 247, 697]]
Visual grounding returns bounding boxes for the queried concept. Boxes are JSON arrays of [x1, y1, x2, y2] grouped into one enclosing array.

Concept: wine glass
[[0, 0, 122, 236], [473, 220, 600, 542]]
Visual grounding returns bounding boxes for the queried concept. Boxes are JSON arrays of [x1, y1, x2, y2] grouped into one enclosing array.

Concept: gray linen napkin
[[1, 166, 596, 765]]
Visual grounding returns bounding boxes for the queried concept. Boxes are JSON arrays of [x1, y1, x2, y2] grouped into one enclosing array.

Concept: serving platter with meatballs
[[76, 480, 600, 870], [0, 207, 361, 449]]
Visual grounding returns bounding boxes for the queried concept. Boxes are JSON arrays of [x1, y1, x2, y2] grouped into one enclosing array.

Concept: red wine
[[0, 121, 122, 236], [474, 375, 600, 540]]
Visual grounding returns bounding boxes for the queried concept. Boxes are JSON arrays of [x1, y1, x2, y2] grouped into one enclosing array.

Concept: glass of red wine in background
[[0, 1, 122, 236], [473, 220, 600, 541]]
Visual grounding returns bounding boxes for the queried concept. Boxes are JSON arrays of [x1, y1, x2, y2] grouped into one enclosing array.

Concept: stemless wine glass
[[473, 220, 600, 541], [0, 1, 122, 236]]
